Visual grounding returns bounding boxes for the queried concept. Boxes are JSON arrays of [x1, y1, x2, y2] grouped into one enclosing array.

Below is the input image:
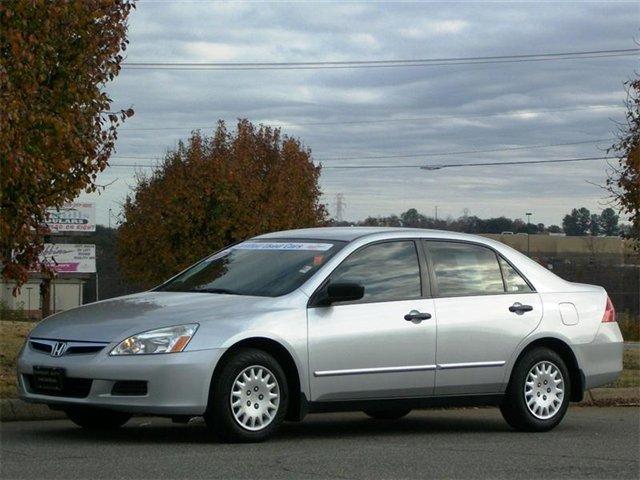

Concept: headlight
[[110, 324, 199, 356]]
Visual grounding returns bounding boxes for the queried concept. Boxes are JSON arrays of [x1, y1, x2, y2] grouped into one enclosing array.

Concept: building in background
[[0, 203, 97, 319]]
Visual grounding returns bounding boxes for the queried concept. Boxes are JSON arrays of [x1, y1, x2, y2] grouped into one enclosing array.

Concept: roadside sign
[[38, 244, 96, 273], [45, 203, 96, 233]]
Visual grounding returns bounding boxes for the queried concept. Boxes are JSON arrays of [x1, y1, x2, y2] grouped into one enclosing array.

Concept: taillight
[[602, 296, 616, 323]]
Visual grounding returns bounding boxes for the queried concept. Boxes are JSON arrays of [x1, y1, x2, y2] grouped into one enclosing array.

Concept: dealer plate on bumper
[[32, 366, 66, 392]]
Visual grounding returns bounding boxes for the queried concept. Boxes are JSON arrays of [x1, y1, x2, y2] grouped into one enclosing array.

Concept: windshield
[[156, 239, 346, 297]]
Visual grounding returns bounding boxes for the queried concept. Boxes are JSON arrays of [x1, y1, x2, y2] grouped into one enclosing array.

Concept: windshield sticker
[[234, 242, 334, 251]]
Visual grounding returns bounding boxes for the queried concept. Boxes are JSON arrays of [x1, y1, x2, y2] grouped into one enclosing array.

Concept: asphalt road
[[1, 407, 638, 480]]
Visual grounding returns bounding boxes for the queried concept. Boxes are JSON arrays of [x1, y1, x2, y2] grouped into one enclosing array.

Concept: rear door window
[[426, 241, 505, 297]]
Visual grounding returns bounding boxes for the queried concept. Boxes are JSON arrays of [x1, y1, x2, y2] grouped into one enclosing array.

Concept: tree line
[[331, 206, 626, 237]]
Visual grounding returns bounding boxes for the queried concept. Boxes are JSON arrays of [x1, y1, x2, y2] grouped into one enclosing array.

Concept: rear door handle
[[404, 310, 432, 323], [509, 302, 533, 315]]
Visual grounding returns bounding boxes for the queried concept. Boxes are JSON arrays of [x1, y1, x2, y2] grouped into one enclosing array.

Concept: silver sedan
[[18, 227, 623, 442]]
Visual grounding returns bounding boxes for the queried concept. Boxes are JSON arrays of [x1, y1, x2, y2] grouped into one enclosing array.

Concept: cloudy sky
[[80, 0, 639, 227]]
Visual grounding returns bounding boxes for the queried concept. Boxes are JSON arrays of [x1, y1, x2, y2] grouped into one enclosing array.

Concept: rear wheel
[[64, 406, 131, 429], [363, 408, 412, 420], [204, 348, 288, 443], [500, 347, 570, 432]]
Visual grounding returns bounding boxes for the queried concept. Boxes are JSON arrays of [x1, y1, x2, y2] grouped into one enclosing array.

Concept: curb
[[2, 387, 638, 422]]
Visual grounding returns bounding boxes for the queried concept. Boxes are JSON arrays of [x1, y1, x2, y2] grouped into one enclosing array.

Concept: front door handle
[[404, 310, 432, 323], [509, 302, 533, 315]]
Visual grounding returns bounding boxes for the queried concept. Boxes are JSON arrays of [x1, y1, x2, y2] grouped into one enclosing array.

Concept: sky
[[79, 0, 640, 227]]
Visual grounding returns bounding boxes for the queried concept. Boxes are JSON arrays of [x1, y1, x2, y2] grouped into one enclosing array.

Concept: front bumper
[[17, 344, 226, 415]]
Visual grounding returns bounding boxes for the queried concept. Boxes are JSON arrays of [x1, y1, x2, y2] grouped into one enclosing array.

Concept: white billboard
[[46, 203, 96, 233], [39, 244, 96, 274]]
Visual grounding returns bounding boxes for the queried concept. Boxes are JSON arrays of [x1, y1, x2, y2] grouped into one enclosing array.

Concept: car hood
[[28, 291, 294, 343]]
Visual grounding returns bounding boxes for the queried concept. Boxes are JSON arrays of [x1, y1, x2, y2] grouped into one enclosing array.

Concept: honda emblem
[[51, 342, 68, 357]]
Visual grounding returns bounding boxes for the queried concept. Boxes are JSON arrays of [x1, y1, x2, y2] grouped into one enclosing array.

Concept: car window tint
[[330, 241, 421, 303], [157, 240, 345, 297], [499, 256, 532, 293], [427, 242, 505, 297]]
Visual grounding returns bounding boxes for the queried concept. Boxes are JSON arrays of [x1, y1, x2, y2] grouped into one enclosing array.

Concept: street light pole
[[526, 212, 532, 257]]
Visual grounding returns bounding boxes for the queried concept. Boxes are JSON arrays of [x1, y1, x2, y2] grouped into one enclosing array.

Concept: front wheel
[[64, 406, 131, 429], [500, 347, 570, 432], [204, 348, 288, 443]]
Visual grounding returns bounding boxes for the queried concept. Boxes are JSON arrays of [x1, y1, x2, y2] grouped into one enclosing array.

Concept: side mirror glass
[[325, 282, 365, 304]]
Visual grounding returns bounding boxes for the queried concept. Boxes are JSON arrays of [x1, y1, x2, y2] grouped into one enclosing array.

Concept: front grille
[[24, 374, 93, 398], [29, 341, 52, 354], [29, 339, 107, 356], [111, 381, 148, 396]]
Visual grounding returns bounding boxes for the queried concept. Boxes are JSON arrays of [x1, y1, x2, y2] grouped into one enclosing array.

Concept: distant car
[[18, 227, 623, 442]]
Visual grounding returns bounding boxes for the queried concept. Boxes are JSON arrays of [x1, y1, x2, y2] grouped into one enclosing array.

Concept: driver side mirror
[[324, 282, 365, 305]]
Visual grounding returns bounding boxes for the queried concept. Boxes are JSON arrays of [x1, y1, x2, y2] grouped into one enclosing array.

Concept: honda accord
[[17, 227, 623, 442]]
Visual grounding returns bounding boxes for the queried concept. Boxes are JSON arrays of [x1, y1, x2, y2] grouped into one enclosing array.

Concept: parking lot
[[1, 406, 638, 479]]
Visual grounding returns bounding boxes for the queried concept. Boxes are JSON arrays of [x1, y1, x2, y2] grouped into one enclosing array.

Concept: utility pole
[[526, 212, 533, 257], [26, 286, 33, 318], [435, 206, 439, 222], [335, 193, 345, 223], [108, 208, 112, 229]]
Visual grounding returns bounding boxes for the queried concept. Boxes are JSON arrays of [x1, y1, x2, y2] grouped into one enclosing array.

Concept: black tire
[[204, 348, 289, 443], [64, 406, 131, 430], [363, 408, 412, 420], [500, 347, 571, 432]]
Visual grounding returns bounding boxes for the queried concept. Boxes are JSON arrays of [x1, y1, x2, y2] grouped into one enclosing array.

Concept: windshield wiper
[[188, 287, 238, 295]]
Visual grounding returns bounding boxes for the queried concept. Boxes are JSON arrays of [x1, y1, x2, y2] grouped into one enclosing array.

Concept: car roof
[[255, 226, 475, 242]]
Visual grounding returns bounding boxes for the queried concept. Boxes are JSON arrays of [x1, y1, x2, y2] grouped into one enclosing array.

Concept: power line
[[329, 156, 611, 170], [105, 156, 611, 170], [109, 138, 613, 163], [332, 156, 612, 170], [122, 48, 639, 70], [319, 138, 612, 161], [123, 104, 622, 131]]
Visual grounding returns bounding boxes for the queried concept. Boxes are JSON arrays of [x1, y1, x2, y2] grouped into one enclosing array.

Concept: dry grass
[[614, 349, 640, 388], [0, 320, 36, 398], [618, 313, 640, 342]]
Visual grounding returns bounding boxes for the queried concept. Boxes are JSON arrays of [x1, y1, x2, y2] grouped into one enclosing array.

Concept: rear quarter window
[[499, 256, 533, 293]]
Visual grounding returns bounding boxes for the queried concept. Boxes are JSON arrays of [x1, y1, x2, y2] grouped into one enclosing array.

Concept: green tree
[[548, 225, 563, 234], [400, 208, 428, 228], [480, 217, 514, 233], [562, 208, 591, 236], [607, 77, 639, 249], [117, 120, 327, 287], [0, 0, 134, 289], [599, 208, 620, 236], [360, 216, 382, 227]]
